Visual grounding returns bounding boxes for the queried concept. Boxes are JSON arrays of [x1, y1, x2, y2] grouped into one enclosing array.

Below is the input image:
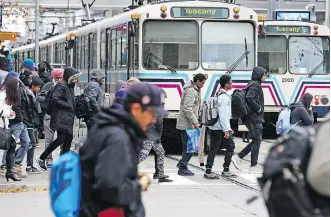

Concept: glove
[[138, 173, 150, 192]]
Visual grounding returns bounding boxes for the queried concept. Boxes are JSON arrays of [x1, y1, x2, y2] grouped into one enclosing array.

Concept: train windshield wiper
[[146, 41, 176, 73], [308, 60, 325, 78], [148, 51, 177, 73], [226, 37, 250, 74]]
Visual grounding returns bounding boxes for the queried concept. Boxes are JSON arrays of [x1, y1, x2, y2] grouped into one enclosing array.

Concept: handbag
[[0, 110, 12, 150]]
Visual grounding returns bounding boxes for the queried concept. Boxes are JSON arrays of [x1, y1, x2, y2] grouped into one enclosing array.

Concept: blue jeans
[[2, 122, 30, 166], [177, 130, 193, 170]]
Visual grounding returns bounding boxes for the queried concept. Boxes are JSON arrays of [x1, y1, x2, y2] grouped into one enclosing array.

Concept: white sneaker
[[231, 155, 242, 171], [248, 166, 263, 174]]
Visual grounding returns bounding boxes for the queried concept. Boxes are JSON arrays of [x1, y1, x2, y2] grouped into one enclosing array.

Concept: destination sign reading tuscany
[[265, 25, 311, 34], [170, 7, 229, 19]]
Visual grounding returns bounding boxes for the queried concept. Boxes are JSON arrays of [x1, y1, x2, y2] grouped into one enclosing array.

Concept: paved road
[[0, 137, 274, 217]]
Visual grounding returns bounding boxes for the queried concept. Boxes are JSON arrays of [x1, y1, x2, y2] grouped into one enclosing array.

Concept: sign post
[[35, 0, 39, 67]]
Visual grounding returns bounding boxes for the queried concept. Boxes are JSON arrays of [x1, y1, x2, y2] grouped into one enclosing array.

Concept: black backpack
[[75, 94, 93, 119], [231, 84, 251, 119], [251, 124, 328, 217]]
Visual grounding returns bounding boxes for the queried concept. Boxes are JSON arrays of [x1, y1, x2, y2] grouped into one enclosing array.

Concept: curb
[[0, 184, 48, 193]]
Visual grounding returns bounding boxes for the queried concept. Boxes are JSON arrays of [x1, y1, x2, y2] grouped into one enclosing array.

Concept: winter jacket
[[176, 81, 201, 130], [242, 67, 266, 124], [49, 68, 79, 134], [26, 89, 40, 127], [79, 108, 146, 217], [38, 71, 51, 87], [307, 115, 330, 197], [146, 108, 164, 142], [83, 70, 105, 113], [0, 90, 14, 129], [0, 69, 8, 85], [36, 81, 55, 109], [289, 102, 314, 126], [208, 89, 232, 132], [9, 83, 34, 127]]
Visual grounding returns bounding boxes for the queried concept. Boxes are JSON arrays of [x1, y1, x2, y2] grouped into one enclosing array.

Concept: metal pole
[[35, 0, 40, 67], [267, 0, 275, 20], [326, 0, 330, 27]]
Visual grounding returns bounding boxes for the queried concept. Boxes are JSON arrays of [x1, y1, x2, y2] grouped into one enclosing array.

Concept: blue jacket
[[208, 89, 232, 132]]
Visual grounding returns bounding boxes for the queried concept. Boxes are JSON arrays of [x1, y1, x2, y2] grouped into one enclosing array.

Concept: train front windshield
[[142, 20, 255, 71], [258, 36, 330, 75]]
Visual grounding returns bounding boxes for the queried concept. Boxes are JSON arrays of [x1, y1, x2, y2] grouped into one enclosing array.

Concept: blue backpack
[[276, 107, 301, 135], [50, 152, 81, 217]]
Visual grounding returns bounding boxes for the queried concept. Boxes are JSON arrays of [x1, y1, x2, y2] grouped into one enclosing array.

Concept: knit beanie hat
[[23, 59, 34, 69], [51, 68, 64, 78]]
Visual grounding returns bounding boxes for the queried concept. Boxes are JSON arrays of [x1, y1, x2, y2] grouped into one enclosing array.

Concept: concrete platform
[[0, 137, 274, 217]]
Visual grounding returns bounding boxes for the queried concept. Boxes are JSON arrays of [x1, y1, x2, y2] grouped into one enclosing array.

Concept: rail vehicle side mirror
[[65, 39, 75, 50], [258, 24, 266, 38]]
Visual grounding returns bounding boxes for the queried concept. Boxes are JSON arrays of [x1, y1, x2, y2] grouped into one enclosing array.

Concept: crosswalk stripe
[[237, 173, 262, 184]]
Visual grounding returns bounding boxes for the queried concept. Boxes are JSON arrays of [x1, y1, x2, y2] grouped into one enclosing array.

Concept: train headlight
[[160, 12, 167, 18], [314, 95, 320, 100], [233, 14, 239, 19], [233, 7, 240, 13], [131, 13, 140, 20], [160, 5, 167, 12], [313, 25, 318, 30], [321, 95, 329, 105]]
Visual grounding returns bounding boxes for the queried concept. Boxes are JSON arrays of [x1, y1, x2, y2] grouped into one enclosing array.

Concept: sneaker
[[26, 166, 41, 174], [36, 157, 47, 170], [231, 155, 242, 171], [0, 166, 6, 176], [222, 171, 238, 178], [203, 173, 220, 179], [13, 165, 27, 178], [178, 169, 195, 176], [158, 177, 173, 183], [248, 166, 263, 174], [153, 173, 169, 179]]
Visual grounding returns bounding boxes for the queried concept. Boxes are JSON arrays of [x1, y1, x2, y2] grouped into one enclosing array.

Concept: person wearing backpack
[[232, 67, 266, 173], [83, 69, 106, 129], [176, 73, 206, 176], [36, 68, 64, 168], [79, 82, 165, 217], [204, 75, 239, 179], [36, 68, 81, 170], [289, 93, 314, 126]]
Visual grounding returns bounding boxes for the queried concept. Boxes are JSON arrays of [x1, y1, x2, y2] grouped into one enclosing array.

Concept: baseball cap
[[125, 82, 166, 113]]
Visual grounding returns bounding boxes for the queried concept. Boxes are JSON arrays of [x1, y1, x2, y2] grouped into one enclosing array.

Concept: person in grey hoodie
[[289, 93, 314, 126], [232, 67, 267, 174], [176, 73, 206, 176], [205, 75, 238, 179], [83, 69, 106, 129]]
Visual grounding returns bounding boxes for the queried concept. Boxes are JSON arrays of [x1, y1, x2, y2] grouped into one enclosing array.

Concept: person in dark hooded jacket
[[232, 67, 266, 174], [289, 93, 314, 126], [37, 61, 52, 87], [79, 82, 163, 217], [36, 68, 81, 170], [83, 69, 106, 129]]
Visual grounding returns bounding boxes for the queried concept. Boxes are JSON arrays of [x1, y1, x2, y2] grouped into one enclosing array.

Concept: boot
[[5, 170, 22, 182]]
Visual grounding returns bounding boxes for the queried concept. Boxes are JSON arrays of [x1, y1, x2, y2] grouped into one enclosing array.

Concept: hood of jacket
[[116, 80, 126, 91], [90, 69, 106, 82], [251, 67, 266, 82], [63, 68, 80, 84], [183, 80, 199, 92], [289, 102, 306, 111], [96, 108, 147, 151]]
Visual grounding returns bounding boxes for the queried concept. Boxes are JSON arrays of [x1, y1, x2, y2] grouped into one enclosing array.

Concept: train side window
[[121, 25, 127, 69], [84, 35, 88, 70], [100, 30, 106, 70], [258, 36, 287, 74], [90, 32, 97, 69], [106, 29, 112, 70], [116, 27, 122, 69]]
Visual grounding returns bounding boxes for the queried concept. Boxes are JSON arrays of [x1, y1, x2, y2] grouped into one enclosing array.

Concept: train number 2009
[[282, 78, 294, 82]]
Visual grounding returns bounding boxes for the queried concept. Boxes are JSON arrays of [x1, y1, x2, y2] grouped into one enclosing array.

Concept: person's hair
[[3, 77, 19, 105], [193, 73, 207, 82], [300, 93, 314, 109], [29, 76, 43, 88], [219, 75, 231, 88]]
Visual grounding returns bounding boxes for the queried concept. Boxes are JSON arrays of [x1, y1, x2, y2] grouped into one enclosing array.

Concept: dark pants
[[206, 130, 235, 171], [154, 153, 158, 174], [238, 122, 263, 167], [85, 116, 96, 131], [177, 130, 193, 170], [40, 131, 73, 160], [27, 128, 38, 167], [6, 137, 16, 171]]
